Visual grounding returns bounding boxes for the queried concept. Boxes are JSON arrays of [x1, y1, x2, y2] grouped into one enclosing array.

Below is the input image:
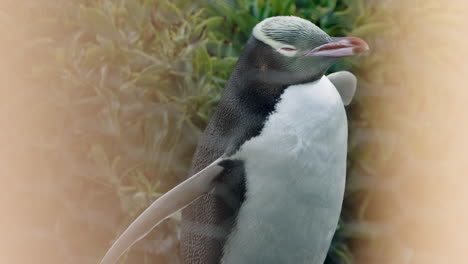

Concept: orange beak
[[305, 37, 370, 57]]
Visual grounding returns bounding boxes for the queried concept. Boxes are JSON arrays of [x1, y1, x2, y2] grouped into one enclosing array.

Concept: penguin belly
[[221, 76, 348, 264]]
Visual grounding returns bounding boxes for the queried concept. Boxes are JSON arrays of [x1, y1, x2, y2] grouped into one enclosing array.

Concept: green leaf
[[159, 1, 184, 24], [135, 64, 164, 87], [194, 16, 224, 35], [194, 46, 212, 75]]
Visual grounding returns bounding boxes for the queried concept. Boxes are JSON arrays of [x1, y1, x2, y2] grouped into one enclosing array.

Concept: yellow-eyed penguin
[[99, 16, 369, 264]]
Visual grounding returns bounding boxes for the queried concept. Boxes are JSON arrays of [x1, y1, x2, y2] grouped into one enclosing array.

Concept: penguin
[[99, 16, 368, 264]]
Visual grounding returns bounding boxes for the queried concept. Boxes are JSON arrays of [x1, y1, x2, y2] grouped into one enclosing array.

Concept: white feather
[[222, 76, 348, 264]]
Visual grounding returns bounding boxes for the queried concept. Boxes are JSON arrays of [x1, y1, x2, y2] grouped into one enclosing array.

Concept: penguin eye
[[280, 47, 297, 51]]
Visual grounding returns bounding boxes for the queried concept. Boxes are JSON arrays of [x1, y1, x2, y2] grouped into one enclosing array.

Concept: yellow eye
[[281, 47, 297, 51]]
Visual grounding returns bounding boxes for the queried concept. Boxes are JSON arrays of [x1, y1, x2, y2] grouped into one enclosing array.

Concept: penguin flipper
[[99, 158, 226, 264], [327, 71, 357, 105]]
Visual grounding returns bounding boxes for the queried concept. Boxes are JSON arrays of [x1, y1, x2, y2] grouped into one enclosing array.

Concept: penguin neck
[[223, 66, 285, 116], [233, 37, 324, 86], [223, 37, 323, 109]]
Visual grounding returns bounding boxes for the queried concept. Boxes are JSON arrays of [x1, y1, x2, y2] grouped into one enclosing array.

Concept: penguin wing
[[99, 158, 226, 264], [327, 71, 357, 105]]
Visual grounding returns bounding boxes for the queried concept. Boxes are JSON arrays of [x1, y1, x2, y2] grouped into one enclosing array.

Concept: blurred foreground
[[1, 0, 467, 263]]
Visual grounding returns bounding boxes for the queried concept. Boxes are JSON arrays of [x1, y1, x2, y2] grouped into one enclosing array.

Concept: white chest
[[222, 76, 348, 264]]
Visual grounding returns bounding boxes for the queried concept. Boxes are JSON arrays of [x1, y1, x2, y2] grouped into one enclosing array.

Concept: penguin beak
[[305, 37, 369, 58]]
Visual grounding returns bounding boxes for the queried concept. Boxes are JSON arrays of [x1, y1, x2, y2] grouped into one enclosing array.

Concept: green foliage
[[6, 0, 393, 263], [199, 0, 391, 73], [61, 1, 228, 262], [203, 0, 349, 52]]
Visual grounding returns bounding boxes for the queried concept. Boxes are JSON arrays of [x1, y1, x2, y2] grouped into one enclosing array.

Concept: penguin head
[[249, 16, 369, 83]]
